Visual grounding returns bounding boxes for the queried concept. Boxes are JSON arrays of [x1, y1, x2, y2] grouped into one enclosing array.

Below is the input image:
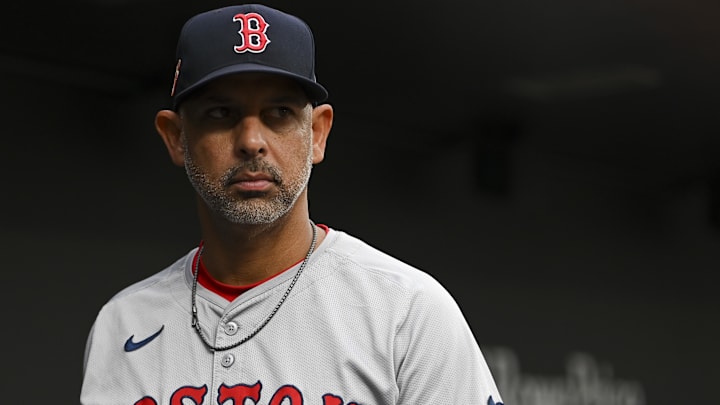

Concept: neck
[[196, 201, 320, 286]]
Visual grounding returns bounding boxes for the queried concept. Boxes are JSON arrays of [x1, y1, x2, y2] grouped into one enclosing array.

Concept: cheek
[[272, 138, 312, 179], [185, 137, 236, 176], [289, 134, 313, 163]]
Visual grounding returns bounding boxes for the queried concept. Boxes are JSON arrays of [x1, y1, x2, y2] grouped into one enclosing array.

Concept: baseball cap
[[170, 4, 328, 109]]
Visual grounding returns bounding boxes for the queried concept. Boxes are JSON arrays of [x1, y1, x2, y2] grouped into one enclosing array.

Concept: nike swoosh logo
[[124, 325, 164, 352], [488, 395, 504, 405]]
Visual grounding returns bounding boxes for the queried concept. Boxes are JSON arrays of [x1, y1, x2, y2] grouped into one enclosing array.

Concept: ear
[[155, 109, 186, 167], [310, 103, 333, 165]]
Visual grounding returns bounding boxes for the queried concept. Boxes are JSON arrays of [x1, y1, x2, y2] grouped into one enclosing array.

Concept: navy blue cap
[[170, 4, 328, 109]]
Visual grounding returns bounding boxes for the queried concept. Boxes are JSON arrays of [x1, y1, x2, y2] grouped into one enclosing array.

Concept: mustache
[[221, 159, 282, 186]]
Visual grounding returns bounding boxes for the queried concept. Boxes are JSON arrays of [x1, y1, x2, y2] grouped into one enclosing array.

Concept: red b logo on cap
[[233, 12, 270, 53]]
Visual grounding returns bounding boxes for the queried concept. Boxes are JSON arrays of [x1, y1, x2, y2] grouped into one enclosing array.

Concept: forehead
[[184, 72, 308, 105]]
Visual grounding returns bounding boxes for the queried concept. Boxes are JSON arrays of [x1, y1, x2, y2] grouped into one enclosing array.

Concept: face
[[166, 73, 326, 225]]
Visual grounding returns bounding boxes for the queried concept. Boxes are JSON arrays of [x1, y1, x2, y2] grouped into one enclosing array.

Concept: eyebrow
[[192, 93, 308, 107], [267, 94, 308, 107]]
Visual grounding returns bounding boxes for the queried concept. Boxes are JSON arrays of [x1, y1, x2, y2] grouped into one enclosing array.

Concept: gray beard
[[183, 146, 313, 225]]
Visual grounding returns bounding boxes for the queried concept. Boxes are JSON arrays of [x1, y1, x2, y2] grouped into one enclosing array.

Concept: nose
[[232, 116, 268, 159]]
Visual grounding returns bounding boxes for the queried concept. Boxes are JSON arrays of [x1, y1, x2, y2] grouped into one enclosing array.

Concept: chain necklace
[[191, 221, 318, 352]]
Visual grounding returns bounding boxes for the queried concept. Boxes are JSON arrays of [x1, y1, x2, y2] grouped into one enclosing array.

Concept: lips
[[227, 172, 275, 192]]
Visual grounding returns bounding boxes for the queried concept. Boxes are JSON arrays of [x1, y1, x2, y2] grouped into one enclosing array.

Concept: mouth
[[227, 172, 276, 193]]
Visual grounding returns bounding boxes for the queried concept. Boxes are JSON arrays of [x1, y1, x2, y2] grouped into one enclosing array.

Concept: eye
[[262, 105, 302, 132], [206, 106, 231, 119], [267, 106, 293, 119]]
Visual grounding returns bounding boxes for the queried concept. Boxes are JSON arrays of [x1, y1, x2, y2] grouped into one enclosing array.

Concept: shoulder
[[95, 249, 195, 317], [323, 228, 432, 277], [317, 228, 454, 305], [317, 229, 502, 402]]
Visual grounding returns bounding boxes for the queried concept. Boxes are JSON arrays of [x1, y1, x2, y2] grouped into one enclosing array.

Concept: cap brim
[[173, 63, 328, 109]]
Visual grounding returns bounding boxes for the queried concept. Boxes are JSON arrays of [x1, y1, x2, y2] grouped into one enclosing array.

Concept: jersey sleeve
[[82, 321, 96, 377], [393, 277, 503, 404]]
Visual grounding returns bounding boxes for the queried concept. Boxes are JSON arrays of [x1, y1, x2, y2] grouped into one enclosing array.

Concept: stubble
[[183, 137, 313, 225]]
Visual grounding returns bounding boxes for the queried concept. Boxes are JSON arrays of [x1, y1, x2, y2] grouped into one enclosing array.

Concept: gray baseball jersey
[[81, 228, 503, 405]]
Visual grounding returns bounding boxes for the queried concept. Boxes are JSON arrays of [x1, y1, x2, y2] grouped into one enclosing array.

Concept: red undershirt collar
[[191, 224, 329, 302]]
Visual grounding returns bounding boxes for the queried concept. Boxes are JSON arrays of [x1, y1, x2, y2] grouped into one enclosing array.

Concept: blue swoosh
[[124, 325, 164, 352], [488, 395, 504, 405]]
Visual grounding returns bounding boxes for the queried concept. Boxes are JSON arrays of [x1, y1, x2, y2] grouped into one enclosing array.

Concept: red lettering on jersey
[[323, 394, 342, 405], [218, 381, 262, 404], [269, 385, 303, 405], [232, 12, 270, 53], [133, 381, 359, 404], [170, 385, 208, 405], [322, 394, 360, 405]]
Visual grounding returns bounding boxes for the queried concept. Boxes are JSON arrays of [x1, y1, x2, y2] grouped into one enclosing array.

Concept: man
[[81, 4, 503, 405]]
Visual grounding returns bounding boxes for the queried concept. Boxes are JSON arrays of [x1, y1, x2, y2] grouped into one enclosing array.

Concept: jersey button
[[225, 321, 239, 336], [221, 353, 235, 368]]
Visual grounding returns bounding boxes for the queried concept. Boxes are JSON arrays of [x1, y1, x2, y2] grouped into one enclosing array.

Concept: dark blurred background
[[2, 0, 719, 403]]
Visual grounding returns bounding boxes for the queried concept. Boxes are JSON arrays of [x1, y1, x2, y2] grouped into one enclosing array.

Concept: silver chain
[[191, 221, 318, 352]]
